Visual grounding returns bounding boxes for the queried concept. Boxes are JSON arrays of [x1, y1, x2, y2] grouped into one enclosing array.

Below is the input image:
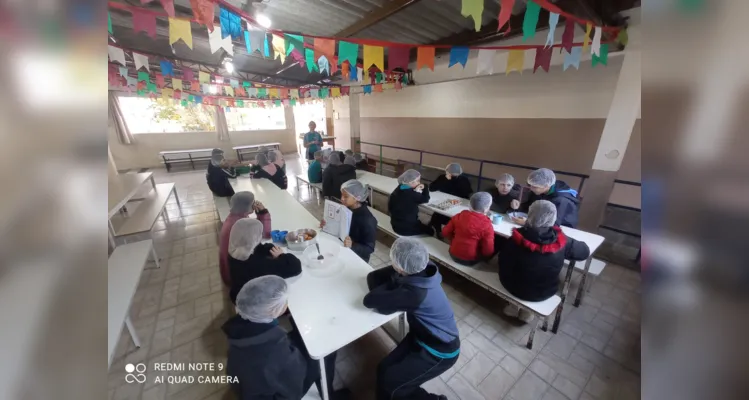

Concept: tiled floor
[[109, 155, 641, 400]]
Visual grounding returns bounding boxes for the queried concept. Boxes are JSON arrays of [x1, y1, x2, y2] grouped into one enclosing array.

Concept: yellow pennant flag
[[506, 50, 525, 75], [383, 83, 395, 91], [225, 86, 234, 96], [290, 89, 299, 98], [583, 23, 592, 52], [363, 45, 384, 71], [331, 87, 341, 97], [161, 88, 174, 100], [269, 88, 279, 99], [169, 18, 193, 49], [172, 78, 182, 91], [271, 35, 286, 63], [199, 71, 210, 83], [461, 0, 484, 32]]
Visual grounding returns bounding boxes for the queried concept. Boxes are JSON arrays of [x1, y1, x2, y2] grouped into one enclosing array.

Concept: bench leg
[[172, 188, 182, 209], [161, 210, 171, 224], [574, 258, 593, 307], [552, 260, 577, 333], [125, 316, 141, 348], [151, 245, 161, 268], [150, 175, 156, 190], [526, 320, 539, 350], [318, 358, 329, 400], [541, 317, 549, 332], [108, 230, 116, 249], [398, 313, 406, 342]]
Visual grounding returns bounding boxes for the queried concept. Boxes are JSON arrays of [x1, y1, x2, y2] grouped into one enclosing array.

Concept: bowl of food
[[507, 212, 528, 219], [285, 228, 318, 251], [303, 243, 343, 278]]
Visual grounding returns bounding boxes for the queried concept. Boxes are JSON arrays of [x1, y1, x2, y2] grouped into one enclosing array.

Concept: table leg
[[172, 188, 182, 208], [108, 230, 116, 249], [574, 257, 593, 307], [150, 175, 156, 190], [295, 177, 301, 200], [318, 358, 329, 400], [125, 316, 141, 348], [398, 313, 406, 341], [369, 187, 373, 207], [151, 245, 160, 268], [552, 260, 577, 333]]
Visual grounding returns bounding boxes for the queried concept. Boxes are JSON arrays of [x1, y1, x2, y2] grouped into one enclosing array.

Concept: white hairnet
[[211, 153, 224, 167], [527, 200, 557, 228], [236, 276, 289, 323], [230, 191, 255, 215], [228, 218, 265, 261], [527, 168, 556, 187], [255, 153, 270, 166], [353, 153, 365, 162], [470, 192, 492, 212], [344, 149, 354, 156], [445, 163, 462, 175], [314, 150, 323, 158], [212, 148, 224, 156], [344, 156, 356, 166], [268, 151, 279, 162], [495, 173, 515, 186], [341, 179, 369, 202], [390, 238, 429, 274], [398, 169, 421, 185], [329, 151, 343, 166]]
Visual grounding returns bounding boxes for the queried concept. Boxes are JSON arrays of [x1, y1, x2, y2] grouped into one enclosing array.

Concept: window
[[118, 96, 216, 133], [225, 107, 286, 131]]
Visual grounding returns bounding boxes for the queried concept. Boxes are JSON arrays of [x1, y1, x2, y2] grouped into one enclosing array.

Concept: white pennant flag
[[133, 52, 150, 71], [108, 46, 126, 66], [357, 67, 364, 83], [591, 27, 602, 56], [476, 49, 496, 75], [209, 26, 234, 56]]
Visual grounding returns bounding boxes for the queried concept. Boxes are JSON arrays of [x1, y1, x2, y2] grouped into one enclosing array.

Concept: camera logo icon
[[125, 363, 147, 383]]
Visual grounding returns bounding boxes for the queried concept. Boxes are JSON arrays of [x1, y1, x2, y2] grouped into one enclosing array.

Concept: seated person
[[388, 169, 433, 236], [268, 149, 286, 173], [322, 151, 356, 200], [488, 173, 522, 214], [515, 168, 580, 228], [343, 155, 357, 166], [218, 192, 271, 287], [353, 153, 368, 170], [363, 238, 459, 400], [498, 200, 590, 322], [322, 180, 377, 262], [344, 149, 355, 157], [320, 148, 333, 170], [338, 150, 346, 164], [442, 192, 496, 266], [307, 150, 323, 184], [303, 121, 323, 161], [206, 148, 237, 197], [223, 276, 340, 400], [253, 153, 288, 190], [428, 163, 473, 237], [228, 218, 301, 304]]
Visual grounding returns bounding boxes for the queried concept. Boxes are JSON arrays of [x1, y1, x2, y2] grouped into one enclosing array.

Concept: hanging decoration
[[219, 7, 242, 39], [133, 52, 149, 71], [416, 47, 435, 71], [246, 27, 265, 54], [108, 46, 126, 65], [132, 9, 157, 38], [190, 0, 214, 32], [583, 23, 592, 52], [476, 49, 496, 75], [461, 0, 484, 32], [285, 34, 305, 56], [318, 56, 331, 75], [497, 0, 515, 33], [448, 47, 470, 68], [363, 45, 385, 71], [522, 1, 541, 41], [592, 44, 609, 66], [209, 27, 233, 55], [533, 47, 552, 73], [506, 50, 525, 75], [172, 78, 183, 90], [199, 71, 210, 83], [388, 47, 410, 71], [545, 12, 559, 47], [591, 26, 602, 56], [158, 0, 175, 17], [561, 19, 574, 54], [563, 47, 581, 70], [169, 18, 193, 49], [160, 60, 174, 76], [271, 34, 286, 63], [314, 38, 336, 63]]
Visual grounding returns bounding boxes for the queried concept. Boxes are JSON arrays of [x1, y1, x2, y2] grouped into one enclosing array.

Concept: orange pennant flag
[[373, 84, 383, 93], [342, 62, 350, 80], [416, 47, 435, 71], [314, 38, 336, 63], [280, 88, 289, 99]]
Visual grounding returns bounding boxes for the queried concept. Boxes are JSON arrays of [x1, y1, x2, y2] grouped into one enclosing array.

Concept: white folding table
[[108, 172, 156, 248]]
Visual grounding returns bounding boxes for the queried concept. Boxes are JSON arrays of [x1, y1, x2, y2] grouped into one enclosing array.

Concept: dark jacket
[[429, 174, 473, 199], [206, 163, 236, 197], [388, 186, 430, 236], [254, 167, 288, 190], [355, 160, 369, 171], [222, 316, 310, 400], [498, 226, 590, 302], [322, 164, 356, 199], [229, 243, 302, 304], [488, 184, 523, 214], [363, 264, 460, 355], [348, 206, 377, 262], [521, 181, 580, 228], [442, 210, 495, 261]]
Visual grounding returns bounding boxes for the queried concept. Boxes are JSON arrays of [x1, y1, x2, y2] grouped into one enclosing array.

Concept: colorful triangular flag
[[305, 49, 319, 73], [563, 46, 581, 70], [497, 0, 515, 33], [476, 49, 496, 75], [132, 9, 157, 38], [546, 13, 559, 47], [190, 0, 214, 32], [592, 44, 609, 66], [591, 26, 602, 56], [247, 28, 265, 55], [318, 56, 330, 75], [160, 61, 174, 76], [561, 19, 575, 54], [314, 38, 336, 62], [583, 23, 592, 52], [230, 79, 238, 88], [363, 85, 372, 95], [169, 18, 193, 49], [388, 47, 410, 70], [338, 41, 358, 66], [108, 46, 126, 66], [172, 78, 183, 90], [522, 1, 541, 41], [271, 35, 286, 63], [461, 0, 484, 32], [533, 47, 552, 73], [363, 45, 384, 71], [416, 47, 435, 71], [108, 12, 113, 34], [219, 7, 242, 39], [506, 49, 525, 74], [182, 67, 194, 81], [449, 47, 470, 68], [199, 71, 210, 83], [159, 0, 175, 17], [285, 34, 304, 56], [208, 26, 234, 55], [133, 52, 149, 71]]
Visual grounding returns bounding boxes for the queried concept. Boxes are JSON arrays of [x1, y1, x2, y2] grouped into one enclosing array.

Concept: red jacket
[[218, 210, 272, 286], [442, 210, 495, 261]]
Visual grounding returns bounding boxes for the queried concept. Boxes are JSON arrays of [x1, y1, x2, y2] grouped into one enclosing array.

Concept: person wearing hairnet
[[516, 168, 580, 228], [343, 155, 356, 166], [206, 148, 238, 197], [307, 150, 324, 184], [268, 149, 286, 172], [219, 191, 272, 286], [223, 276, 344, 400], [498, 200, 590, 322], [488, 173, 524, 214], [320, 148, 333, 170], [322, 151, 356, 200], [344, 149, 354, 158], [321, 180, 377, 262], [303, 121, 324, 160], [227, 218, 301, 304], [363, 238, 459, 400], [388, 169, 434, 236], [253, 153, 288, 190], [441, 192, 496, 266], [427, 163, 474, 237], [353, 153, 368, 170]]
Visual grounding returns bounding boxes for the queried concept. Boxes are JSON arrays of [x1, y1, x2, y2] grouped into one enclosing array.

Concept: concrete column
[[349, 94, 361, 152]]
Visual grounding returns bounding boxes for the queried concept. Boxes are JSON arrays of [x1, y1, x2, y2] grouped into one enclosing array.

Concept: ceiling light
[[256, 14, 271, 29], [223, 57, 235, 74]]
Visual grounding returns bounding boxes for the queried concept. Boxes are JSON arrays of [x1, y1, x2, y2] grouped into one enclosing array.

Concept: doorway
[[293, 102, 326, 157]]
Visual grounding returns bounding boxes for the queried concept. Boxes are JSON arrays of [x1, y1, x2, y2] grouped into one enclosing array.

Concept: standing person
[[488, 173, 523, 214], [303, 121, 323, 161], [428, 163, 473, 238], [498, 200, 590, 322], [363, 238, 459, 400], [206, 148, 237, 197], [442, 192, 496, 266], [515, 168, 580, 228], [321, 180, 377, 262], [322, 151, 356, 200], [388, 169, 433, 236], [218, 192, 271, 286], [307, 150, 324, 184], [253, 153, 288, 190]]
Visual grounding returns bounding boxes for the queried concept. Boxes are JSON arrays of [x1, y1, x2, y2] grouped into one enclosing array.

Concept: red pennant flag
[[132, 10, 157, 38], [280, 88, 289, 99], [155, 73, 165, 88], [497, 0, 515, 33], [561, 19, 575, 54], [533, 47, 553, 73], [236, 87, 246, 97], [416, 47, 435, 71], [388, 47, 410, 71], [330, 62, 338, 75], [159, 0, 175, 17], [227, 99, 235, 107], [313, 38, 336, 63], [173, 89, 182, 99], [190, 0, 215, 32], [137, 81, 146, 91], [341, 86, 350, 96], [182, 67, 194, 81], [373, 84, 383, 93]]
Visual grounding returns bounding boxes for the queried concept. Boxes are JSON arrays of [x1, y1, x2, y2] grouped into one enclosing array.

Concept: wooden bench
[[159, 148, 214, 172], [115, 183, 178, 237], [214, 195, 232, 224], [108, 240, 160, 367], [295, 175, 322, 205], [234, 142, 281, 162]]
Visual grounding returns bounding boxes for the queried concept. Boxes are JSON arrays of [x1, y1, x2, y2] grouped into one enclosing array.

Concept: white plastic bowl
[[302, 243, 343, 278]]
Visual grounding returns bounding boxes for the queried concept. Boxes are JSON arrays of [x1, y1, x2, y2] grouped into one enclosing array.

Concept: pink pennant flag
[[159, 0, 175, 17], [173, 89, 182, 99], [533, 47, 553, 73], [182, 68, 194, 81], [497, 0, 515, 33], [561, 19, 575, 54], [132, 10, 157, 38], [340, 86, 350, 96], [155, 73, 165, 88], [388, 47, 410, 71]]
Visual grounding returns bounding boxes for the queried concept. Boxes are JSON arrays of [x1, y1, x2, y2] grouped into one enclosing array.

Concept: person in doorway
[[307, 150, 323, 184], [227, 218, 301, 304], [321, 180, 377, 262], [498, 200, 590, 322], [219, 192, 271, 286], [515, 168, 580, 228], [303, 121, 323, 161], [206, 148, 237, 197], [353, 153, 368, 171], [388, 169, 433, 236], [223, 276, 343, 400], [442, 192, 496, 266], [253, 153, 288, 190], [322, 151, 356, 200], [428, 163, 473, 238], [488, 173, 523, 214], [363, 238, 459, 400]]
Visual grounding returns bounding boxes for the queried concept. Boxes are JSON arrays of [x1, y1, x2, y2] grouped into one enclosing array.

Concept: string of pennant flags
[[107, 0, 626, 110]]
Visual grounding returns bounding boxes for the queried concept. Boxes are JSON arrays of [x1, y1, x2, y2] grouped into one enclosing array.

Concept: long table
[[230, 177, 402, 400]]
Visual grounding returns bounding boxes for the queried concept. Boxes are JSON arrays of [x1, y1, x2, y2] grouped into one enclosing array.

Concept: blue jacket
[[307, 160, 322, 183], [523, 180, 580, 228]]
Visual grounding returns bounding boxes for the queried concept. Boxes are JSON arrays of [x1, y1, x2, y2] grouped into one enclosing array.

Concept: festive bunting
[[533, 47, 552, 73], [363, 45, 384, 71], [237, 100, 244, 107], [118, 67, 128, 78], [190, 81, 199, 91], [199, 71, 210, 83], [168, 18, 193, 49], [305, 49, 319, 73], [416, 47, 435, 71], [449, 46, 469, 68], [363, 85, 372, 95], [230, 79, 238, 88], [357, 67, 364, 83], [247, 87, 257, 97], [209, 27, 234, 55], [563, 46, 581, 70], [290, 89, 299, 98], [617, 28, 629, 46], [236, 87, 246, 97], [269, 88, 279, 99], [337, 41, 358, 66], [246, 29, 265, 55], [162, 88, 173, 100], [242, 81, 250, 88], [290, 98, 297, 106], [591, 26, 602, 56], [257, 88, 267, 98], [476, 49, 496, 75], [201, 84, 211, 94], [271, 35, 286, 63], [225, 86, 234, 96], [134, 52, 150, 71], [461, 0, 484, 32], [388, 47, 410, 70], [219, 7, 242, 39], [497, 0, 515, 33], [523, 1, 541, 41], [592, 44, 609, 66], [313, 38, 335, 63], [190, 0, 214, 32], [506, 49, 525, 74], [182, 67, 194, 81], [373, 84, 383, 93], [160, 61, 174, 76], [341, 87, 350, 96], [172, 78, 183, 90], [159, 0, 175, 17], [175, 89, 183, 99], [320, 88, 329, 98], [394, 80, 402, 91], [147, 82, 157, 93], [583, 23, 592, 52], [155, 73, 165, 87], [132, 9, 157, 38], [181, 99, 188, 106], [341, 62, 350, 80], [195, 95, 202, 103], [108, 12, 113, 34], [329, 87, 339, 97], [108, 46, 126, 65], [318, 56, 331, 75], [137, 71, 149, 82], [561, 19, 574, 54], [126, 76, 137, 87], [290, 48, 305, 66], [214, 75, 224, 84], [545, 13, 559, 47], [284, 34, 304, 56], [275, 100, 282, 107], [373, 72, 381, 84]]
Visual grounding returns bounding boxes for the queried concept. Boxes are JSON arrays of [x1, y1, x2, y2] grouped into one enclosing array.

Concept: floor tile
[[507, 371, 549, 400], [477, 365, 517, 400], [459, 352, 496, 387], [447, 373, 487, 400]]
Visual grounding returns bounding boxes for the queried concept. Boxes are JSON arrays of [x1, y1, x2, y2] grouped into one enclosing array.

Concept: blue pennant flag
[[350, 66, 358, 82], [159, 61, 174, 76], [363, 85, 372, 94], [563, 47, 582, 71], [448, 46, 469, 68], [219, 7, 242, 39]]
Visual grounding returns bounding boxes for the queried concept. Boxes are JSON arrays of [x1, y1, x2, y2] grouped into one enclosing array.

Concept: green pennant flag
[[237, 100, 244, 107], [402, 74, 409, 84], [137, 89, 146, 96], [137, 71, 149, 82], [147, 82, 157, 93], [108, 12, 113, 34], [375, 72, 383, 83], [592, 44, 609, 67], [616, 29, 629, 46], [321, 88, 329, 98], [290, 98, 297, 106], [275, 99, 282, 107], [284, 34, 304, 56], [522, 1, 541, 41], [181, 99, 188, 107], [338, 40, 358, 66], [305, 49, 319, 73], [188, 95, 195, 102], [258, 88, 267, 98], [242, 81, 251, 88]]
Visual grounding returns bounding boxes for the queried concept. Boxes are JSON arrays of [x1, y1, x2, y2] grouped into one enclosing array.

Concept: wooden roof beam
[[335, 0, 423, 37]]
